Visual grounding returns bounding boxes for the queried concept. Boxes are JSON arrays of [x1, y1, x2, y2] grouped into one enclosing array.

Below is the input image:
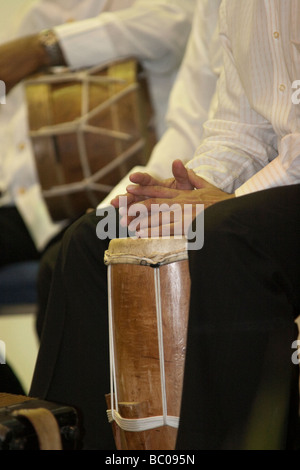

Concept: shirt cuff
[[53, 15, 117, 69], [235, 157, 294, 196]]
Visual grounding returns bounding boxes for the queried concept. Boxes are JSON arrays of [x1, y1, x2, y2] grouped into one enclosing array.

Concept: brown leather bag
[[0, 393, 79, 450]]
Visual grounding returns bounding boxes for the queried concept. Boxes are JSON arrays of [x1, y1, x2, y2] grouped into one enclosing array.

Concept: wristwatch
[[38, 29, 65, 66]]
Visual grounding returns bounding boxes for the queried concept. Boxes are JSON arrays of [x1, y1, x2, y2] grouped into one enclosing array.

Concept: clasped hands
[[111, 159, 234, 238]]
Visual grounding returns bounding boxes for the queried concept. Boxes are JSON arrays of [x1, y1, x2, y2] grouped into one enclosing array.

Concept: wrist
[[37, 29, 66, 67]]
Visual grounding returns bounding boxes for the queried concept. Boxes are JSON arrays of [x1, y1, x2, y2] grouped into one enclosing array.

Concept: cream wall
[[0, 0, 35, 42], [0, 309, 39, 394]]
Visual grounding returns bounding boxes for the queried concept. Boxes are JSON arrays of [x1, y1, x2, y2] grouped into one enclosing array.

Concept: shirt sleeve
[[54, 0, 194, 74], [235, 133, 300, 195], [186, 0, 299, 195], [97, 0, 222, 208], [146, 0, 222, 179]]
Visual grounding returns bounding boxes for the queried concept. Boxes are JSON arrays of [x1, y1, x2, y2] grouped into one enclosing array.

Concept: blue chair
[[0, 261, 40, 392]]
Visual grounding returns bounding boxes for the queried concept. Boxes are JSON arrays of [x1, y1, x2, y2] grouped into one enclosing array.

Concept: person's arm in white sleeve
[[234, 133, 300, 196], [186, 1, 300, 195], [54, 0, 194, 74], [98, 0, 222, 207], [0, 0, 194, 96], [146, 0, 222, 180]]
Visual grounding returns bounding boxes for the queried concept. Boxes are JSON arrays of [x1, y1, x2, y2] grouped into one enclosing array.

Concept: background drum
[[25, 60, 155, 221], [104, 237, 191, 450]]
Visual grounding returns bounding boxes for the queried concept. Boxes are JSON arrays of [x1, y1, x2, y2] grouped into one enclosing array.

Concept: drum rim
[[104, 237, 188, 266]]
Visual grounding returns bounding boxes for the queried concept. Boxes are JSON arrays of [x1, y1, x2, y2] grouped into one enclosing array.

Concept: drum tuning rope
[[25, 63, 145, 201]]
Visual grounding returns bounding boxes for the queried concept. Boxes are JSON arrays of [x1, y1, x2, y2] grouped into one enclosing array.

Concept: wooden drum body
[[25, 61, 155, 221], [104, 237, 190, 450]]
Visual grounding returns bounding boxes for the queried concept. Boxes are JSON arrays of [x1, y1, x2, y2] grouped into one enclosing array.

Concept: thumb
[[172, 159, 194, 190], [187, 169, 215, 189]]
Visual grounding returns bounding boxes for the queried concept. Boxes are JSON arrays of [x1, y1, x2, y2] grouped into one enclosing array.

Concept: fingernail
[[126, 185, 136, 191]]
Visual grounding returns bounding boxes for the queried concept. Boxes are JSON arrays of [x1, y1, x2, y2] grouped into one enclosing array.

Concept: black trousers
[[30, 210, 115, 449], [177, 184, 300, 450], [0, 206, 40, 268], [0, 207, 40, 395], [30, 184, 300, 450], [0, 207, 65, 395]]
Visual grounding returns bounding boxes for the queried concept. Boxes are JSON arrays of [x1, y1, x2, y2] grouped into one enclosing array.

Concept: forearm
[[1, 32, 66, 93], [54, 0, 194, 72]]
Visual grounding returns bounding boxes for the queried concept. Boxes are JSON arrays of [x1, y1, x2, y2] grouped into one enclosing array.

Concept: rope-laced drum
[[104, 237, 191, 450], [25, 60, 155, 221]]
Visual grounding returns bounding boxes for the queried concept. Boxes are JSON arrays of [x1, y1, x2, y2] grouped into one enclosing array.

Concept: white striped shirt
[[187, 0, 300, 196]]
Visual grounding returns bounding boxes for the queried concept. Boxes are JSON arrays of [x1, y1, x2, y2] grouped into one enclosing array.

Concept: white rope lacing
[[26, 64, 144, 199]]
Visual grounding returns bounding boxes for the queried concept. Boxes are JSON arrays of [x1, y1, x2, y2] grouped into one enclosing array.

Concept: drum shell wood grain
[[109, 256, 190, 450]]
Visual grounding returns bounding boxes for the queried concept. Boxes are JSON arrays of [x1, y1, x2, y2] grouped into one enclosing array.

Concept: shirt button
[[273, 31, 280, 39], [279, 84, 286, 92], [18, 142, 26, 151]]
